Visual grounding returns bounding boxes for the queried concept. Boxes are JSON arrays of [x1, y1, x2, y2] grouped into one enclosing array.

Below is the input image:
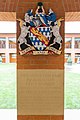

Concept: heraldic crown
[[17, 2, 64, 55]]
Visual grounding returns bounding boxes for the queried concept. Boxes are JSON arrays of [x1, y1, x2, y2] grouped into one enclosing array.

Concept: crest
[[17, 2, 64, 55]]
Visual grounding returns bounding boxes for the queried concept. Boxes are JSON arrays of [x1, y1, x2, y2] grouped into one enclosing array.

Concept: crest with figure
[[17, 2, 64, 55]]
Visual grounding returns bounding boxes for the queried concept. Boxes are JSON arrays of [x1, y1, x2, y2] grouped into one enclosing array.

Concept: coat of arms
[[17, 2, 64, 55]]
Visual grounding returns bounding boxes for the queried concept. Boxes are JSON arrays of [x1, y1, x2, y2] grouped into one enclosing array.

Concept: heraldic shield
[[30, 27, 50, 51], [17, 2, 64, 55]]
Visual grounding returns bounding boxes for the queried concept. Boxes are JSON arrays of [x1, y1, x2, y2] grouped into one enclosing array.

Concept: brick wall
[[17, 0, 64, 69], [0, 0, 80, 13], [17, 1, 64, 120]]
